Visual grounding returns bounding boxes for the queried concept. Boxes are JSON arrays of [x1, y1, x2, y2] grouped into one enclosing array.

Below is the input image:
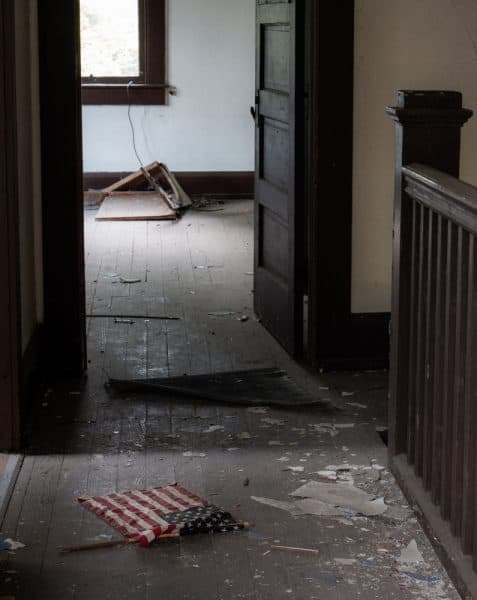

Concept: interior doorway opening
[[79, 0, 309, 383]]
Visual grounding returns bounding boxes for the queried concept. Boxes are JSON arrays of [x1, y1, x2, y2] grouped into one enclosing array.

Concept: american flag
[[78, 484, 243, 546]]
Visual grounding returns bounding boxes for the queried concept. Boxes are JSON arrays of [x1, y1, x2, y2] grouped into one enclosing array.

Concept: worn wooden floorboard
[[0, 201, 460, 599]]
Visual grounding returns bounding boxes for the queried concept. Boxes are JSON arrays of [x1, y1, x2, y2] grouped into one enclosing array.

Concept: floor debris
[[0, 539, 25, 551], [74, 484, 246, 550], [107, 368, 338, 408], [284, 466, 305, 473], [334, 558, 357, 565], [203, 425, 225, 434], [182, 451, 207, 458], [95, 161, 191, 222], [397, 539, 425, 564], [271, 545, 320, 555], [290, 481, 388, 517]]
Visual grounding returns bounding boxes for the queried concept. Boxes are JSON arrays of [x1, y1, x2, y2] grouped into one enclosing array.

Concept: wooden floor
[[0, 201, 459, 599]]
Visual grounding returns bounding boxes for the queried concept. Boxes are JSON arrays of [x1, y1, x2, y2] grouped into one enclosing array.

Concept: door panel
[[254, 0, 303, 355]]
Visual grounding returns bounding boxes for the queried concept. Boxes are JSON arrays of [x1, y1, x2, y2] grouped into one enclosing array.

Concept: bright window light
[[80, 0, 140, 78]]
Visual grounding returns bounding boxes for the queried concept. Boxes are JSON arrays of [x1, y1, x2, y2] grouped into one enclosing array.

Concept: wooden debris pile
[[86, 162, 192, 222]]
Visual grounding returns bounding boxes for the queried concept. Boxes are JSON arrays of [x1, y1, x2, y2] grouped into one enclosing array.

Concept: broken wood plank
[[271, 545, 320, 555], [103, 162, 162, 194], [95, 192, 177, 222]]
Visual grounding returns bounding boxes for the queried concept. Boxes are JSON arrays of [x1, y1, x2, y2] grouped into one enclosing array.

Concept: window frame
[[81, 0, 166, 105]]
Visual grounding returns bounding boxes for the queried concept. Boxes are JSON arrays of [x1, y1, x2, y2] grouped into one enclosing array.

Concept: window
[[80, 0, 166, 105]]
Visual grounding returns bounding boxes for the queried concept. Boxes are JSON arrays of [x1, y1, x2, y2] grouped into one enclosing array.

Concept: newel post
[[385, 91, 473, 459]]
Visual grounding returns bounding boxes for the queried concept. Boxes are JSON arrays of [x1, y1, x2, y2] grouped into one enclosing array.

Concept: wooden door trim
[[38, 0, 86, 376], [306, 1, 390, 370], [0, 0, 21, 450]]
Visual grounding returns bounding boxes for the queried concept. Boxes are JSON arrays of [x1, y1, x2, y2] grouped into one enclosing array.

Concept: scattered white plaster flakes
[[290, 481, 387, 517], [347, 402, 368, 409], [397, 539, 424, 564], [3, 539, 25, 551], [182, 451, 207, 458], [203, 425, 224, 434], [334, 558, 357, 565], [251, 496, 347, 517], [284, 466, 305, 473], [341, 391, 355, 397], [309, 424, 339, 437]]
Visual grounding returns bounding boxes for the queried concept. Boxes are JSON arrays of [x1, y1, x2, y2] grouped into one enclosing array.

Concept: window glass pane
[[81, 0, 140, 78]]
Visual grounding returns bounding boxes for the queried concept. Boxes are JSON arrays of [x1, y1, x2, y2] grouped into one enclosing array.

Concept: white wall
[[353, 0, 477, 313], [82, 0, 256, 173], [15, 0, 43, 352]]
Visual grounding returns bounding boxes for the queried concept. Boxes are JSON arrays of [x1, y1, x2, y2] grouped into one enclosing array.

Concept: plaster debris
[[334, 558, 357, 566], [290, 481, 388, 517], [0, 539, 25, 551], [203, 425, 225, 433], [397, 539, 425, 564], [309, 424, 339, 437], [284, 466, 305, 474], [120, 277, 142, 284], [341, 391, 355, 397], [182, 451, 207, 458], [238, 432, 252, 440], [347, 402, 368, 409], [251, 496, 348, 517], [308, 423, 355, 436]]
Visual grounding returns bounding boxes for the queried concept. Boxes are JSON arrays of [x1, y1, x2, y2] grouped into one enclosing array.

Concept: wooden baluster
[[441, 222, 458, 521], [450, 227, 469, 538], [462, 234, 476, 555], [414, 204, 428, 476], [422, 209, 437, 490], [431, 214, 446, 504], [407, 200, 420, 463]]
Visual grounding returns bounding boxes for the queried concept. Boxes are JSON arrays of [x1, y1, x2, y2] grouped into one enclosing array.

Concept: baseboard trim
[[317, 312, 390, 371], [20, 324, 43, 443], [84, 171, 255, 200]]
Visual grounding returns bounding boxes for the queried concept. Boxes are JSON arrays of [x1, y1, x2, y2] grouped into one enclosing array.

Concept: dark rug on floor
[[108, 368, 338, 409]]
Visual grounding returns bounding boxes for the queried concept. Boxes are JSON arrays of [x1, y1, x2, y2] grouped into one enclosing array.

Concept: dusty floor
[[0, 200, 460, 599]]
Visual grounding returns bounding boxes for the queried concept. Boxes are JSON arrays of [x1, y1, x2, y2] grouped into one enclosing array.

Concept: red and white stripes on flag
[[78, 484, 209, 547]]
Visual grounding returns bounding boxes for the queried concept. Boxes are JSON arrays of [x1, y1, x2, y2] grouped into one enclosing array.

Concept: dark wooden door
[[0, 0, 20, 450], [254, 0, 303, 355]]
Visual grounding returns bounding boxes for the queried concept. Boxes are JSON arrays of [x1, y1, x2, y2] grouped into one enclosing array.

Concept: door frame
[[37, 0, 388, 379], [0, 0, 21, 450], [306, 0, 390, 370], [38, 0, 86, 377]]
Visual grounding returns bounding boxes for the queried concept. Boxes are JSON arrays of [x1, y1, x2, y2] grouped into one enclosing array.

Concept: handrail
[[403, 163, 477, 232]]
